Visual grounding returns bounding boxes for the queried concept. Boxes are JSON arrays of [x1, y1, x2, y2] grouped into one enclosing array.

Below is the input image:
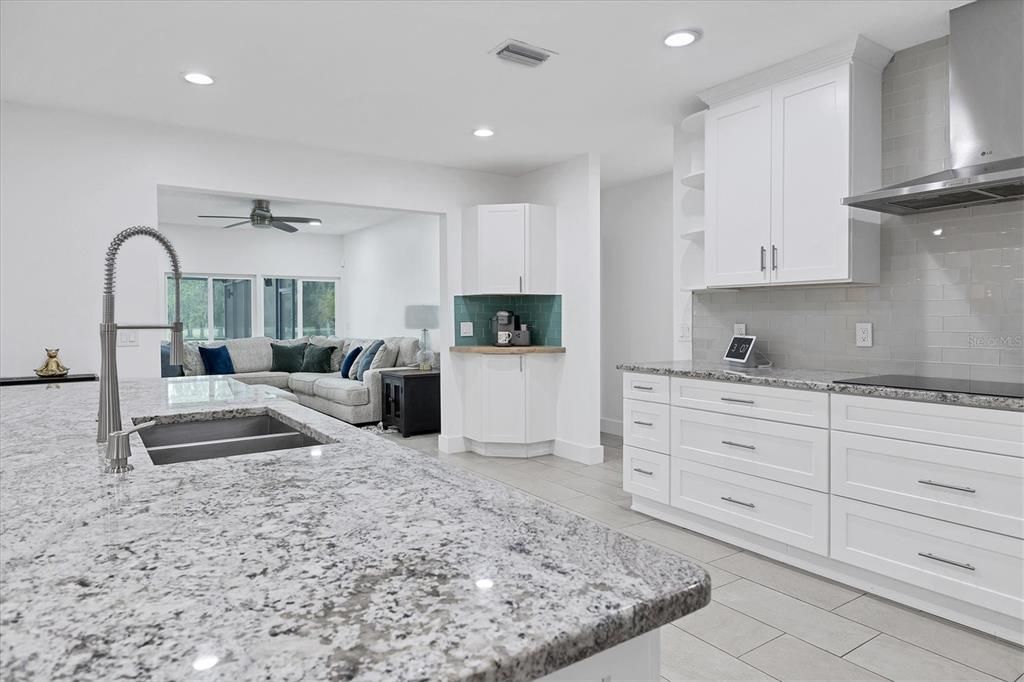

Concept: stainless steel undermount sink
[[138, 414, 328, 465]]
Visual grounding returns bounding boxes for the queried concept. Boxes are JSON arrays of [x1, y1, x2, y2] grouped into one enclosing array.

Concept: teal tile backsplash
[[454, 295, 562, 346]]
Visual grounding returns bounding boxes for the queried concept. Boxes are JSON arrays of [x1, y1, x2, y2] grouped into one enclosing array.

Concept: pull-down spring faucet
[[97, 226, 184, 445]]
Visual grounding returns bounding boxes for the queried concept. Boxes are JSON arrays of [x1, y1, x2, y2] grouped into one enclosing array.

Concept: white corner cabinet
[[460, 353, 562, 456], [462, 203, 556, 295], [701, 37, 892, 288], [621, 372, 1024, 644]]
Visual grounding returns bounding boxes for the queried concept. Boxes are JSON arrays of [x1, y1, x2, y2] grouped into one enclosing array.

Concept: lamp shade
[[405, 305, 439, 330]]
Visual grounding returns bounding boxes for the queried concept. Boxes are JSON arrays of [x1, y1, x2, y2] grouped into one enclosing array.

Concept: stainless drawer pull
[[918, 552, 975, 571], [721, 496, 755, 509], [918, 479, 976, 494], [721, 440, 756, 450], [720, 397, 755, 405], [633, 420, 654, 427], [634, 385, 654, 391], [633, 467, 654, 476]]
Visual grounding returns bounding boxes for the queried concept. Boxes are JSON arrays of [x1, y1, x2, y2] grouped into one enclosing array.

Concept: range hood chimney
[[843, 0, 1023, 215]]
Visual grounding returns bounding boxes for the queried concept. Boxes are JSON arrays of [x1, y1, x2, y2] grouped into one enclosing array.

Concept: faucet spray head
[[169, 323, 184, 365]]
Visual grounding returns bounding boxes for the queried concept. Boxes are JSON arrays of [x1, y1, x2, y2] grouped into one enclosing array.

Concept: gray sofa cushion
[[229, 371, 291, 390], [313, 377, 370, 406], [221, 337, 274, 373], [287, 372, 324, 396], [384, 336, 421, 367]]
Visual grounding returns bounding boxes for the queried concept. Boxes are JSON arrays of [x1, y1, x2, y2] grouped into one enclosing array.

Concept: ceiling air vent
[[493, 39, 555, 67]]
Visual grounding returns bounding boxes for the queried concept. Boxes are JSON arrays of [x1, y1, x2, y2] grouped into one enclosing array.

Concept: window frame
[[164, 272, 258, 343]]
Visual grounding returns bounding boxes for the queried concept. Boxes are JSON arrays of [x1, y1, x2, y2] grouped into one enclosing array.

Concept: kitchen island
[[0, 376, 709, 680]]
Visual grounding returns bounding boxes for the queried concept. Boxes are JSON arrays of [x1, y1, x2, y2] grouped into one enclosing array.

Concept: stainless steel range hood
[[843, 0, 1023, 216]]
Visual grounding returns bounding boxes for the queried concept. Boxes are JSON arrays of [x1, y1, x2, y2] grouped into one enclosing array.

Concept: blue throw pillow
[[198, 345, 235, 375], [341, 346, 362, 379], [355, 340, 384, 381]]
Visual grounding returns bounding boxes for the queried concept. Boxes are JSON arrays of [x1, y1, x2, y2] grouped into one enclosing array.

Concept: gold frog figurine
[[35, 348, 69, 377]]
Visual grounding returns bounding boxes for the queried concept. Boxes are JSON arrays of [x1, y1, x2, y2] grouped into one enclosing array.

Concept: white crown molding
[[698, 35, 894, 107]]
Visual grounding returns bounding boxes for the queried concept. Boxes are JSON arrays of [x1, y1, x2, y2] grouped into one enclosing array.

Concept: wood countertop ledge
[[450, 346, 566, 354]]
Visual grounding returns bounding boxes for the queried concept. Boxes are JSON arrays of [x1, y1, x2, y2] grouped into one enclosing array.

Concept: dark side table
[[380, 368, 440, 437]]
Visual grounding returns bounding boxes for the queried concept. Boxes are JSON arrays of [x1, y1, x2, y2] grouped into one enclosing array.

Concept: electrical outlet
[[855, 322, 873, 347], [733, 323, 746, 336], [459, 321, 474, 337], [116, 330, 138, 347]]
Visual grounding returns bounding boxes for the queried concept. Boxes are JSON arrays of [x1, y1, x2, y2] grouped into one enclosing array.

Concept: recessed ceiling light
[[183, 72, 214, 86], [664, 29, 702, 48], [473, 127, 495, 138]]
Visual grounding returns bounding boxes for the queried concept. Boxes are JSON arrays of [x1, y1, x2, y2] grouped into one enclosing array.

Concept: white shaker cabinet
[[460, 352, 562, 455], [462, 203, 557, 295], [702, 38, 890, 288], [704, 91, 772, 287]]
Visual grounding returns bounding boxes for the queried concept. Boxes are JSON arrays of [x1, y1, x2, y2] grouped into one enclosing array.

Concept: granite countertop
[[616, 360, 1024, 412], [0, 377, 708, 681], [450, 346, 566, 354]]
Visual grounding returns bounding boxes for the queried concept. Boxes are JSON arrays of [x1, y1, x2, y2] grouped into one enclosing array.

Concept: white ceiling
[[1, 1, 967, 187], [157, 186, 409, 235]]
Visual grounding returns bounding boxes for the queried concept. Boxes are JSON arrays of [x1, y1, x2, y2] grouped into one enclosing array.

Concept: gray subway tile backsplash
[[691, 37, 1024, 383]]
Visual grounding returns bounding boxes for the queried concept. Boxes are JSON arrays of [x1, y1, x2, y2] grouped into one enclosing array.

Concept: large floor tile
[[741, 634, 885, 681], [558, 474, 631, 503], [713, 551, 863, 611], [660, 625, 774, 681], [530, 454, 590, 473], [577, 464, 622, 485], [845, 633, 1003, 681], [672, 601, 782, 657], [626, 520, 741, 563], [501, 477, 586, 504], [556, 495, 649, 529], [835, 595, 1024, 682], [714, 579, 878, 656]]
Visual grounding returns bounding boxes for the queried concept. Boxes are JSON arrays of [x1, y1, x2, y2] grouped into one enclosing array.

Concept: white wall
[[341, 213, 440, 347], [0, 103, 514, 445], [514, 154, 604, 463], [600, 173, 674, 435]]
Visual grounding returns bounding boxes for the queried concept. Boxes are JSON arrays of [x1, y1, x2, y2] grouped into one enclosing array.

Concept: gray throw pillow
[[369, 341, 400, 371], [355, 340, 384, 381]]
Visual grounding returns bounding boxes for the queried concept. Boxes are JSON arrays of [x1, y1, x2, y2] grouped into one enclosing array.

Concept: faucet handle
[[103, 420, 155, 474]]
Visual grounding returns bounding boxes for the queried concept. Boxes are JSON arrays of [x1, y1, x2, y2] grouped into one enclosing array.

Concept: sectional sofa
[[169, 335, 421, 425]]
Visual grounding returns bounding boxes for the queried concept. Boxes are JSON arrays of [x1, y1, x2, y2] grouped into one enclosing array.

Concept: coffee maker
[[492, 310, 519, 346]]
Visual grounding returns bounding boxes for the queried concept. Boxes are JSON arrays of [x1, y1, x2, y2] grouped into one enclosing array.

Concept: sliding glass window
[[263, 278, 336, 339], [167, 275, 254, 342], [301, 280, 336, 337]]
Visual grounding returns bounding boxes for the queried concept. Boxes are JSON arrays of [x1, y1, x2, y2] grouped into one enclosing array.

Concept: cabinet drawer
[[831, 393, 1024, 457], [672, 407, 829, 491], [623, 399, 670, 454], [831, 497, 1024, 618], [671, 377, 829, 428], [623, 373, 670, 404], [623, 446, 670, 504], [831, 431, 1024, 538], [670, 458, 829, 555]]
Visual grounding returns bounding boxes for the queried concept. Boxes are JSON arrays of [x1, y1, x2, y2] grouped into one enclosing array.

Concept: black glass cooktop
[[833, 374, 1024, 399]]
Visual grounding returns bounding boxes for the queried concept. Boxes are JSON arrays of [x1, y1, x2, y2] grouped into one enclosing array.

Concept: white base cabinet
[[621, 371, 1024, 644], [460, 353, 561, 456]]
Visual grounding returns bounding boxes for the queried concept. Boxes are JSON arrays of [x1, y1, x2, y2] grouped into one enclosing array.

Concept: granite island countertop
[[0, 377, 708, 681], [616, 360, 1024, 412]]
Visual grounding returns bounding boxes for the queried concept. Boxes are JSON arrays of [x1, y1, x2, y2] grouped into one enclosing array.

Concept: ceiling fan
[[198, 199, 322, 233]]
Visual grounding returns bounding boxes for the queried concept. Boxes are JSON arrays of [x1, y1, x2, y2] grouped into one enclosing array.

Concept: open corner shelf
[[680, 170, 705, 190], [679, 109, 707, 137]]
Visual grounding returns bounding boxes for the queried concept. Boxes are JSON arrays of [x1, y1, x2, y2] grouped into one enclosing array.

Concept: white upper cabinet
[[462, 203, 557, 294], [701, 37, 891, 288], [705, 90, 772, 287]]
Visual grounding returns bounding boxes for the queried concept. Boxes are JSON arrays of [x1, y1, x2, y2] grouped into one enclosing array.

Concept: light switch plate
[[733, 323, 746, 336], [459, 321, 474, 337], [679, 323, 691, 341], [116, 330, 139, 347], [855, 322, 873, 347]]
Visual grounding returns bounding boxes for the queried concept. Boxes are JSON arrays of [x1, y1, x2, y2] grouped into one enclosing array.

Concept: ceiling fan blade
[[271, 216, 322, 223], [198, 215, 249, 219], [270, 221, 299, 233], [221, 221, 250, 229]]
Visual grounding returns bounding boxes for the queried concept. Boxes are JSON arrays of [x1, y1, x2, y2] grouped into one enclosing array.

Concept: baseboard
[[554, 439, 605, 465], [600, 417, 623, 437], [465, 438, 555, 458], [631, 497, 1023, 645], [437, 434, 466, 454]]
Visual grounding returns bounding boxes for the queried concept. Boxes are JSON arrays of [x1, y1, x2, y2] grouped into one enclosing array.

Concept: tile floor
[[379, 430, 1024, 682]]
